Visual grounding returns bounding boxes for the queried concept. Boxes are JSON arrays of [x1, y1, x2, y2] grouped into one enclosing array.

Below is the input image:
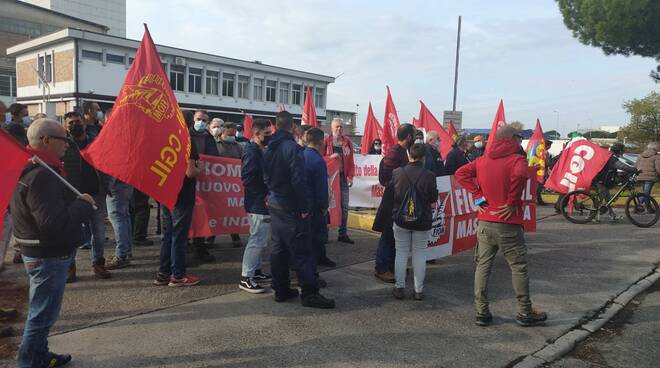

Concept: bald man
[[11, 119, 95, 367], [455, 124, 547, 328]]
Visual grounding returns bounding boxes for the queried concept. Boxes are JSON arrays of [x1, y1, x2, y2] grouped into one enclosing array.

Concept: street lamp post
[[552, 110, 559, 138]]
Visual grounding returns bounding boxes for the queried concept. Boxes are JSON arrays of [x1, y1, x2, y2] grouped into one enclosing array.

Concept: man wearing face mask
[[235, 124, 249, 146], [468, 135, 485, 161], [369, 139, 383, 155], [81, 101, 103, 140], [216, 121, 244, 246], [323, 118, 356, 244], [62, 111, 111, 280], [5, 103, 29, 146], [445, 136, 470, 175], [423, 130, 445, 176], [239, 119, 273, 293]]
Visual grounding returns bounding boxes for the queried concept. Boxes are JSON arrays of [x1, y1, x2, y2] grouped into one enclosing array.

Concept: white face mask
[[475, 141, 483, 149], [210, 127, 221, 137], [96, 111, 104, 121], [414, 138, 424, 145], [224, 135, 236, 143]]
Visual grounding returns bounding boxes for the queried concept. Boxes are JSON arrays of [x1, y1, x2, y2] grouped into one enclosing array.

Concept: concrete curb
[[511, 268, 660, 368]]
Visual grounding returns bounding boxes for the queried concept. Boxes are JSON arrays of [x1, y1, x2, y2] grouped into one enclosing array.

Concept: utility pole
[[452, 16, 462, 111]]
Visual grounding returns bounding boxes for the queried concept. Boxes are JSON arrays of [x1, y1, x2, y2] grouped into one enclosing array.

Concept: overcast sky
[[127, 0, 658, 135]]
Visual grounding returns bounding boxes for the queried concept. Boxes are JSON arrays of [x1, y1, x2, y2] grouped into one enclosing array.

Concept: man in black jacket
[[445, 136, 470, 175], [263, 111, 334, 308], [239, 119, 272, 294], [12, 118, 95, 368], [423, 130, 445, 177]]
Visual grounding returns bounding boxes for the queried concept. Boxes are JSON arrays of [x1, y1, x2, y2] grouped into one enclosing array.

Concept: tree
[[618, 92, 660, 145], [509, 121, 524, 131], [556, 0, 660, 82]]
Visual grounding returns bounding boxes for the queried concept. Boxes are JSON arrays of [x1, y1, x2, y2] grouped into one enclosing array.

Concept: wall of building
[[23, 0, 124, 37]]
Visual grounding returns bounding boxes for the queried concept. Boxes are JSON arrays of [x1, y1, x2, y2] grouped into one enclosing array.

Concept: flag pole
[[31, 155, 98, 210]]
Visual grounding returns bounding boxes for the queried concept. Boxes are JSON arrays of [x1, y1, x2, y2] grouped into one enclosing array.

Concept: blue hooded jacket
[[241, 141, 268, 215], [263, 130, 309, 214], [303, 147, 329, 212]]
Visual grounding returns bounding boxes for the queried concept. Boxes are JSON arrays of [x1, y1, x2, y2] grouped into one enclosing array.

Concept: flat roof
[[7, 27, 335, 83]]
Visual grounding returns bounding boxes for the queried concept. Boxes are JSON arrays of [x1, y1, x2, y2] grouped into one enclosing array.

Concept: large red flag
[[361, 102, 383, 155], [447, 121, 459, 141], [525, 119, 547, 183], [486, 99, 506, 151], [545, 139, 612, 194], [417, 101, 454, 159], [381, 86, 401, 153], [242, 113, 253, 140], [279, 104, 286, 112], [82, 25, 190, 209], [301, 85, 317, 127], [0, 129, 32, 225]]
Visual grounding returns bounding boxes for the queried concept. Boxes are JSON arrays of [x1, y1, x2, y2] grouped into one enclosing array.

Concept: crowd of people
[[1, 97, 658, 367]]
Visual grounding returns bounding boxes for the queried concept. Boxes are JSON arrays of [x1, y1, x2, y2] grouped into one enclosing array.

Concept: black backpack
[[395, 167, 424, 228]]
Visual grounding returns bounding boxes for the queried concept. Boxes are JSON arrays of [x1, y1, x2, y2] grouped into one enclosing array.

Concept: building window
[[37, 55, 52, 83], [279, 82, 289, 104], [292, 84, 302, 105], [206, 70, 218, 95], [315, 88, 325, 108], [188, 67, 202, 93], [169, 65, 184, 92], [266, 80, 277, 102], [222, 73, 235, 97], [106, 53, 125, 64], [237, 75, 249, 99], [253, 78, 263, 100], [81, 50, 102, 61], [129, 57, 135, 64], [0, 74, 12, 96]]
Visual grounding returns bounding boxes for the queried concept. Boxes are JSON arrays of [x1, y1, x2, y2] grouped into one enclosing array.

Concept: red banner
[[189, 154, 341, 236], [545, 139, 612, 194], [0, 130, 32, 225], [426, 174, 536, 260], [82, 25, 190, 209]]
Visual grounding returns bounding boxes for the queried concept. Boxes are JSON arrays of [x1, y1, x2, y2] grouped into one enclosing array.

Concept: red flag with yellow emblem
[[82, 25, 190, 209]]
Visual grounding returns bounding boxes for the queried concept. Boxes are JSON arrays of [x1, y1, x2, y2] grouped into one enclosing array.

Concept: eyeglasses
[[44, 135, 69, 142]]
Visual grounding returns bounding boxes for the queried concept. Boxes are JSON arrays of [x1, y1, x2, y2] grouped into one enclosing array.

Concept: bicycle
[[559, 173, 659, 228]]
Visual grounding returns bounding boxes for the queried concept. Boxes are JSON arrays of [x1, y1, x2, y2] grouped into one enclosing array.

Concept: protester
[[635, 142, 659, 210], [235, 124, 249, 145], [104, 177, 134, 269], [391, 143, 438, 300], [536, 139, 553, 205], [62, 111, 111, 280], [306, 127, 336, 271], [373, 123, 415, 283], [0, 101, 12, 272], [130, 189, 153, 246], [369, 138, 382, 155], [154, 117, 203, 287], [239, 119, 273, 293], [593, 143, 638, 220], [324, 118, 355, 244], [189, 114, 220, 262], [5, 103, 29, 146], [81, 101, 103, 139], [12, 118, 95, 367], [455, 124, 547, 327], [263, 111, 334, 308], [423, 130, 445, 176], [468, 135, 485, 161], [444, 136, 470, 175], [297, 124, 313, 146], [216, 121, 243, 246]]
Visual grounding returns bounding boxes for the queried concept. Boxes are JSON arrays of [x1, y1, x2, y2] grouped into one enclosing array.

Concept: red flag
[[545, 139, 612, 194], [447, 121, 459, 141], [301, 84, 317, 127], [81, 25, 191, 209], [487, 99, 506, 151], [525, 119, 547, 183], [243, 113, 253, 140], [417, 101, 454, 159], [381, 86, 401, 153], [0, 129, 32, 225], [279, 104, 285, 112], [361, 102, 383, 154], [412, 117, 420, 128]]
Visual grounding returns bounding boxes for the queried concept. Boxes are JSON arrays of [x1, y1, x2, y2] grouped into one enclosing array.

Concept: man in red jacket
[[455, 125, 547, 328], [324, 118, 355, 244]]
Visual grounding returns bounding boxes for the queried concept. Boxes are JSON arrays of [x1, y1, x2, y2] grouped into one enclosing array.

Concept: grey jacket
[[635, 149, 660, 182], [216, 138, 243, 159]]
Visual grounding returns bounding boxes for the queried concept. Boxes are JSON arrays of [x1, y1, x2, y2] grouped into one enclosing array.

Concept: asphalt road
[[0, 207, 658, 367]]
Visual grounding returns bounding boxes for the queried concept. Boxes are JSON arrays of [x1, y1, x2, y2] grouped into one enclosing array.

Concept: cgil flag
[[486, 99, 507, 152], [525, 119, 547, 183], [81, 25, 191, 209], [301, 84, 318, 127], [545, 138, 612, 194], [417, 101, 455, 159], [381, 86, 401, 154], [361, 102, 383, 155], [0, 129, 32, 225], [447, 121, 459, 141]]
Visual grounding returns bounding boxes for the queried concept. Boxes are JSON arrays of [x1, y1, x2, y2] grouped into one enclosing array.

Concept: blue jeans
[[17, 254, 71, 368], [106, 179, 133, 258], [89, 192, 108, 263], [375, 225, 395, 273], [159, 202, 194, 278], [642, 181, 655, 206], [339, 175, 350, 236], [241, 213, 270, 277]]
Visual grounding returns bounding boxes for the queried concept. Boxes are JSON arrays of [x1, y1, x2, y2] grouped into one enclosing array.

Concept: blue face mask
[[193, 120, 207, 132], [96, 111, 104, 122], [22, 116, 32, 127]]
